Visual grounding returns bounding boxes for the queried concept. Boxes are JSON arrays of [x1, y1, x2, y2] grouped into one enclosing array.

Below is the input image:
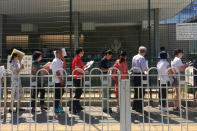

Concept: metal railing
[[0, 67, 197, 131]]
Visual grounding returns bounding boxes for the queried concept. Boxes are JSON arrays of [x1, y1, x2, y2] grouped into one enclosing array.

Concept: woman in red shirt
[[113, 51, 128, 108], [71, 48, 87, 113]]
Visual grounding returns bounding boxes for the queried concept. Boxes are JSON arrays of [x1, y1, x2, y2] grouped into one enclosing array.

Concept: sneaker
[[55, 113, 59, 120], [55, 104, 61, 113]]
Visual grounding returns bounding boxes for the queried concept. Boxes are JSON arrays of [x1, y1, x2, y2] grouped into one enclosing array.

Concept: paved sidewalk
[[0, 106, 197, 131], [1, 124, 197, 131]]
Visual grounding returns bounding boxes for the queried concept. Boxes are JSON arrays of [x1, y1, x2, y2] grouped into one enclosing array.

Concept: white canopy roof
[[0, 0, 193, 21]]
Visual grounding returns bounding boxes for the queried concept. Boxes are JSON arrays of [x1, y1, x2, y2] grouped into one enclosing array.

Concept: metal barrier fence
[[0, 67, 197, 131]]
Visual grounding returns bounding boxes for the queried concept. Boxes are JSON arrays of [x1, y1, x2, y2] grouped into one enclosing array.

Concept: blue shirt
[[100, 58, 110, 74]]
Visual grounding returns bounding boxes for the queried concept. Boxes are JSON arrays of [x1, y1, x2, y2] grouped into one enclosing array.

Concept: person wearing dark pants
[[31, 88, 46, 111], [51, 49, 66, 115], [31, 51, 51, 112], [71, 48, 86, 113], [133, 74, 145, 113], [157, 52, 173, 111], [72, 79, 83, 113], [158, 83, 168, 109], [100, 50, 113, 114], [55, 83, 65, 112], [132, 46, 148, 113]]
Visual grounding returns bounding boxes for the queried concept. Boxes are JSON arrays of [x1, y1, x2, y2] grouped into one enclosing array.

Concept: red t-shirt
[[72, 55, 85, 79], [113, 59, 128, 86]]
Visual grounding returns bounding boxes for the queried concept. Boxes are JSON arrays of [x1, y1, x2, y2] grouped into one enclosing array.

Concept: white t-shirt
[[51, 58, 64, 83], [157, 59, 170, 82], [171, 57, 184, 73]]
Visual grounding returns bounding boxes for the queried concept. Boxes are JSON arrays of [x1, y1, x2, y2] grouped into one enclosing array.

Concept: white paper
[[53, 48, 67, 57], [84, 60, 94, 71], [21, 59, 24, 65], [53, 51, 56, 57], [61, 48, 67, 57]]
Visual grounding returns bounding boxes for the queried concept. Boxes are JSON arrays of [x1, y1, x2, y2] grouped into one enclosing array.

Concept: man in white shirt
[[171, 49, 189, 112], [132, 46, 148, 113], [157, 52, 173, 111], [51, 49, 66, 115]]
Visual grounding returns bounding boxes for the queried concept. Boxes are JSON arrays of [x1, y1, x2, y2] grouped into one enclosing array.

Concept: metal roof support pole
[[69, 0, 73, 58], [154, 8, 160, 58], [148, 0, 151, 62], [74, 12, 79, 55]]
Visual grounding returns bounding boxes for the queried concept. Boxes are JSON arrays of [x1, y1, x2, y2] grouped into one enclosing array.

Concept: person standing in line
[[9, 53, 25, 113], [51, 49, 66, 115], [112, 51, 128, 110], [0, 56, 4, 100], [31, 51, 48, 112], [171, 49, 189, 112], [100, 50, 113, 113], [157, 52, 173, 111], [132, 46, 148, 113], [158, 46, 170, 59], [192, 57, 197, 108], [71, 48, 87, 113]]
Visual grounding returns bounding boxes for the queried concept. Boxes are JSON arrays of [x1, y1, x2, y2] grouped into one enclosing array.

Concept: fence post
[[120, 80, 131, 131], [3, 76, 6, 113]]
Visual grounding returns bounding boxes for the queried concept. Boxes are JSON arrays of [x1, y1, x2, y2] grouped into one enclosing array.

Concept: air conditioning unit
[[21, 24, 38, 32]]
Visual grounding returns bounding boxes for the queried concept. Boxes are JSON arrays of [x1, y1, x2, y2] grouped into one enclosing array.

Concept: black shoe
[[8, 109, 12, 113], [103, 108, 113, 114], [132, 107, 137, 111], [70, 107, 80, 114], [31, 108, 36, 113], [69, 105, 79, 114], [77, 105, 84, 111], [41, 106, 48, 111]]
